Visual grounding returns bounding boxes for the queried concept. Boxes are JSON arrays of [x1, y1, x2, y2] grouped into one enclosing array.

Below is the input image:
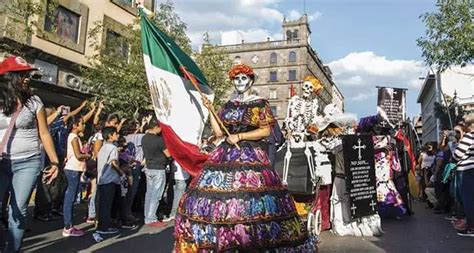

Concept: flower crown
[[228, 64, 255, 80], [304, 76, 323, 92]]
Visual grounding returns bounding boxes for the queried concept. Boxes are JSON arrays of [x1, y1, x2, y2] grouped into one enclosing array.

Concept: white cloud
[[328, 51, 426, 89], [221, 29, 282, 45], [287, 10, 322, 22], [328, 51, 427, 117], [171, 0, 286, 48]]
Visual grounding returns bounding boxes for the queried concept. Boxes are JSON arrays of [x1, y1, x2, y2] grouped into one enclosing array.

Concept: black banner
[[342, 134, 377, 220], [377, 87, 406, 127]]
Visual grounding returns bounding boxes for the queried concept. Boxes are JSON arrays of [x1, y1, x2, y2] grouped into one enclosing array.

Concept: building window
[[270, 71, 277, 82], [270, 89, 277, 100], [270, 52, 277, 65], [288, 70, 297, 81], [289, 51, 296, 62], [105, 30, 129, 59], [270, 106, 278, 117], [234, 56, 241, 65], [293, 29, 299, 39], [45, 5, 80, 43]]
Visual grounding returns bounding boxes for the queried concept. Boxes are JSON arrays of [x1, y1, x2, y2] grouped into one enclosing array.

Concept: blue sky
[[169, 0, 438, 119]]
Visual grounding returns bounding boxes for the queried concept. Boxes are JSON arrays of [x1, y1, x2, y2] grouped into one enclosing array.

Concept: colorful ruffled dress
[[175, 98, 317, 252]]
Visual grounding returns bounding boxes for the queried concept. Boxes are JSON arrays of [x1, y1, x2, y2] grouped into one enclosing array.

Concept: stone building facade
[[219, 15, 344, 122], [0, 0, 153, 106]]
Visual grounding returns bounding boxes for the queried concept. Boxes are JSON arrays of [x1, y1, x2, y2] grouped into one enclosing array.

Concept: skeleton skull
[[302, 81, 313, 99], [233, 73, 253, 94]]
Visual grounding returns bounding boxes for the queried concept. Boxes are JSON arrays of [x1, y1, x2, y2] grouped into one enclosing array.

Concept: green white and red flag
[[139, 8, 213, 177]]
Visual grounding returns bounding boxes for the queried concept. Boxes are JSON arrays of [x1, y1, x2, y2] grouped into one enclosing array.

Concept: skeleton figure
[[282, 76, 323, 185]]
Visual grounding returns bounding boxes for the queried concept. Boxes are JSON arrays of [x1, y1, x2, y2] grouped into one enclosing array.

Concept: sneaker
[[162, 216, 175, 222], [51, 209, 63, 217], [454, 220, 468, 231], [62, 227, 85, 237], [34, 214, 55, 222], [145, 221, 167, 227], [457, 229, 474, 237], [96, 227, 119, 235], [444, 216, 457, 221], [86, 217, 96, 224], [120, 222, 137, 229]]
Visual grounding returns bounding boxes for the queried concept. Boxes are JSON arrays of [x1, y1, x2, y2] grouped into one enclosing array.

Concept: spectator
[[124, 119, 147, 221], [62, 116, 91, 237], [163, 161, 188, 222], [433, 133, 452, 214], [415, 143, 435, 200], [35, 101, 96, 221], [86, 107, 121, 223], [0, 56, 60, 252], [95, 126, 126, 235], [142, 116, 170, 227], [453, 114, 474, 237]]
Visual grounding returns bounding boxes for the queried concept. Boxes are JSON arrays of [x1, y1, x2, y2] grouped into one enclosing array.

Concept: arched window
[[286, 30, 292, 41], [270, 52, 277, 65], [234, 56, 241, 65], [293, 29, 299, 39], [289, 51, 296, 62]]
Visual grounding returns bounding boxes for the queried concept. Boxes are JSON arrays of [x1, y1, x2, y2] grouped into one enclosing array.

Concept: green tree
[[195, 32, 233, 107], [417, 2, 474, 73], [82, 1, 193, 118]]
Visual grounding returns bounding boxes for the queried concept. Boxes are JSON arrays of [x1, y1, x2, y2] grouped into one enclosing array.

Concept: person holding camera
[[0, 56, 60, 253]]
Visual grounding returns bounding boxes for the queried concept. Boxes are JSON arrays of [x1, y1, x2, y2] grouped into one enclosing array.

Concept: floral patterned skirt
[[174, 142, 317, 252]]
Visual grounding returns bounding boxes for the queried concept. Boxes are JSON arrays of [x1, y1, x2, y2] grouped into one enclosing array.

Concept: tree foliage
[[194, 33, 233, 107], [81, 1, 193, 118], [417, 2, 474, 72]]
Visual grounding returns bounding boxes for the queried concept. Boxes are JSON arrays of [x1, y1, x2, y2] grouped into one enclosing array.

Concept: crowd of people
[[415, 116, 474, 237], [0, 56, 191, 252]]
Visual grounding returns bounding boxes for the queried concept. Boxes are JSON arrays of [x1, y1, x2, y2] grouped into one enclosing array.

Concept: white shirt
[[64, 133, 86, 172]]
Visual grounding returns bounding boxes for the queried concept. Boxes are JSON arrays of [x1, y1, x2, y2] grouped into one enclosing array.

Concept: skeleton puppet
[[282, 76, 323, 185]]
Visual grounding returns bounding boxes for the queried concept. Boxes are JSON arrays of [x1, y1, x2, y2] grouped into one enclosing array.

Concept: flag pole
[[180, 66, 240, 149]]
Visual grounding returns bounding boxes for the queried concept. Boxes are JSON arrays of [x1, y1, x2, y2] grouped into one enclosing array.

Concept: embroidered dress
[[175, 99, 317, 252]]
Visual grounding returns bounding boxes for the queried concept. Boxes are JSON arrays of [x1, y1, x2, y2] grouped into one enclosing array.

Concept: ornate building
[[219, 15, 344, 123], [0, 0, 154, 106]]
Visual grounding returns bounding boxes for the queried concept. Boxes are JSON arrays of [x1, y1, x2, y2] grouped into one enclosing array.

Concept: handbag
[[41, 165, 68, 202], [0, 107, 21, 160]]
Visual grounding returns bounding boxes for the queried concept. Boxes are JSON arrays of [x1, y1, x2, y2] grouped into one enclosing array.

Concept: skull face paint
[[233, 73, 253, 94], [302, 81, 313, 99]]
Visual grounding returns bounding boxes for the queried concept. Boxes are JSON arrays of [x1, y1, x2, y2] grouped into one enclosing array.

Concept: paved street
[[11, 201, 471, 253]]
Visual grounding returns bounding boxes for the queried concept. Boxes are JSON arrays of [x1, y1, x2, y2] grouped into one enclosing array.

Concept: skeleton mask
[[302, 81, 313, 99], [233, 73, 253, 94]]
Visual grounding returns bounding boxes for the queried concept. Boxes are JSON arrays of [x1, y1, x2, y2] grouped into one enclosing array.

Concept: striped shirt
[[453, 131, 474, 171]]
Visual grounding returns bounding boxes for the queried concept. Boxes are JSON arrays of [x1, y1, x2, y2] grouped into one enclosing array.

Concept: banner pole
[[179, 66, 240, 149]]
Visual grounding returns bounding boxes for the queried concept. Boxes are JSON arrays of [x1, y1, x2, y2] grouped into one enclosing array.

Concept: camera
[[61, 106, 70, 116]]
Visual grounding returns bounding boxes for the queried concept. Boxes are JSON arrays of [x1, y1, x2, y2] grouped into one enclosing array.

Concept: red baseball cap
[[0, 56, 37, 75]]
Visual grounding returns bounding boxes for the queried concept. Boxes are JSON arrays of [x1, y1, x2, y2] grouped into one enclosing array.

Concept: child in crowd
[[63, 117, 90, 237], [95, 127, 126, 235]]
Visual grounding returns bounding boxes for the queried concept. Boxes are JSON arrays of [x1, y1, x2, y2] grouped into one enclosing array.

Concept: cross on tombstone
[[351, 203, 357, 216], [370, 200, 377, 211], [397, 120, 404, 128], [352, 138, 366, 160], [380, 121, 387, 128]]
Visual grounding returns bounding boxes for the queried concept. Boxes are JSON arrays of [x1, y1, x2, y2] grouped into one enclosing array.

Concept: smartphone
[[61, 106, 70, 116]]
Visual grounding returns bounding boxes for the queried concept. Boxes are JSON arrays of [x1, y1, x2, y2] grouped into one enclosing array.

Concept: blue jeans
[[458, 169, 474, 228], [126, 165, 142, 218], [170, 179, 187, 217], [144, 169, 166, 224], [0, 155, 41, 253], [63, 170, 81, 228], [88, 179, 96, 219]]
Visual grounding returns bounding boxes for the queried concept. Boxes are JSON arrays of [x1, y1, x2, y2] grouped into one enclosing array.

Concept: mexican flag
[[139, 8, 212, 177]]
